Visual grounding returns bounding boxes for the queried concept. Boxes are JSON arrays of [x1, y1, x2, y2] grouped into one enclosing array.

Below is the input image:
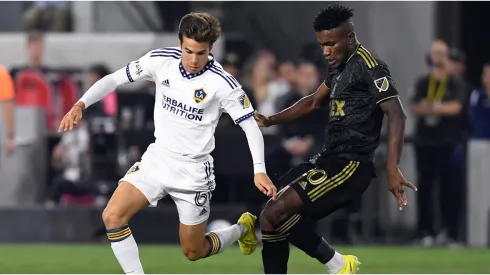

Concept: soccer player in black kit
[[254, 4, 417, 274]]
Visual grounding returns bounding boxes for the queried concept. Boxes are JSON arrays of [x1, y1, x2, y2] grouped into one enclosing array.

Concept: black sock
[[261, 229, 290, 274], [285, 216, 336, 264]]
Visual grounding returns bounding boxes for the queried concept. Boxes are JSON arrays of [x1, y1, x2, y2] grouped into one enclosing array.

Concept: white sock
[[324, 251, 345, 274], [108, 226, 144, 274], [206, 223, 246, 256]]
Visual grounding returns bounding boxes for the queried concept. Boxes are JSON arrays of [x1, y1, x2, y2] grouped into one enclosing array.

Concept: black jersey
[[317, 44, 399, 163]]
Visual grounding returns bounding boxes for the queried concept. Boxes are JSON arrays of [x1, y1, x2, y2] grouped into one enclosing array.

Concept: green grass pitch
[[0, 244, 488, 273]]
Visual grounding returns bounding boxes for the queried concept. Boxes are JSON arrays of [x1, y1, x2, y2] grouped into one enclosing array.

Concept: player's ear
[[209, 43, 213, 53], [347, 32, 355, 45]]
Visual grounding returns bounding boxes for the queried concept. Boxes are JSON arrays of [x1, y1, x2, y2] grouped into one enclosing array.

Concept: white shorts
[[120, 143, 216, 225]]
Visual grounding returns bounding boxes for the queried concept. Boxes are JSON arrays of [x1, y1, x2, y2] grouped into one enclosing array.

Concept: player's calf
[[179, 213, 252, 261], [103, 181, 149, 274], [259, 186, 346, 274]]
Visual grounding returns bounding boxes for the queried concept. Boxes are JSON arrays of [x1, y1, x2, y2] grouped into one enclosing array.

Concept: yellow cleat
[[337, 255, 361, 274], [237, 212, 257, 255]]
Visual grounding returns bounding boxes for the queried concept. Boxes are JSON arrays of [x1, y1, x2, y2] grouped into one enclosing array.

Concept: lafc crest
[[237, 93, 250, 109], [374, 77, 389, 92], [194, 88, 207, 103], [127, 162, 140, 174]]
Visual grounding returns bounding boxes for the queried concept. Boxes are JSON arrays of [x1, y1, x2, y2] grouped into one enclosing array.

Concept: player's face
[[27, 39, 44, 63], [316, 28, 351, 69], [180, 36, 213, 73]]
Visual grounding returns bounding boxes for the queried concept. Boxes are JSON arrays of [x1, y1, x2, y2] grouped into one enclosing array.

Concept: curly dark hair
[[313, 4, 354, 32], [178, 12, 221, 45]]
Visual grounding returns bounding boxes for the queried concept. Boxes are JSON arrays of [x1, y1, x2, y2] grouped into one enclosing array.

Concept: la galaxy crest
[[194, 88, 207, 103], [237, 93, 250, 109]]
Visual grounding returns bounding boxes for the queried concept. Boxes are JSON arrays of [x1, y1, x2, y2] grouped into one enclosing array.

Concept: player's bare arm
[[254, 82, 329, 127], [379, 97, 417, 210]]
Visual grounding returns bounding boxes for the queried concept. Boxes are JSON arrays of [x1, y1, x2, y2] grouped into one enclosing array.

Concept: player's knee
[[102, 208, 126, 229], [259, 203, 284, 230], [259, 210, 274, 231], [182, 247, 202, 261]]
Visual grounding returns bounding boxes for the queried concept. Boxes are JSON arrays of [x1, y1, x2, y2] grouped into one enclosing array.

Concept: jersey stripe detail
[[151, 48, 182, 59], [211, 65, 239, 87], [234, 111, 254, 124], [152, 49, 182, 55], [150, 53, 181, 60], [357, 46, 378, 68], [125, 63, 134, 82], [209, 67, 237, 89], [376, 95, 400, 104], [153, 47, 182, 55]]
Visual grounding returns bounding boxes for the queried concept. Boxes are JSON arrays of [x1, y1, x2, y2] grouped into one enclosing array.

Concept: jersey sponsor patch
[[237, 93, 250, 109], [374, 77, 389, 92], [193, 88, 207, 103]]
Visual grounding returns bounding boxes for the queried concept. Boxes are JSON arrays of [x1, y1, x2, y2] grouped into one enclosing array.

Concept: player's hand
[[254, 111, 271, 127], [254, 172, 277, 200], [58, 102, 85, 132], [386, 167, 417, 210]]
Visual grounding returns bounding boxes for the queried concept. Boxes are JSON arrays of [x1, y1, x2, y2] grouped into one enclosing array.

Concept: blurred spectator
[[88, 64, 118, 117], [44, 119, 93, 207], [266, 62, 325, 183], [26, 31, 45, 69], [218, 52, 257, 127], [0, 66, 15, 156], [447, 47, 473, 135], [221, 53, 241, 79], [10, 32, 47, 78], [22, 1, 71, 32], [468, 61, 490, 139], [411, 40, 466, 247], [242, 53, 289, 135], [278, 61, 298, 90]]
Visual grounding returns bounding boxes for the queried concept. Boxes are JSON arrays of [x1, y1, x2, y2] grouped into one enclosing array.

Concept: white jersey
[[125, 47, 254, 159]]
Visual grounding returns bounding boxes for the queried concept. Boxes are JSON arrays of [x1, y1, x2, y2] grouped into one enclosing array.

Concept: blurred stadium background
[[0, 0, 489, 273]]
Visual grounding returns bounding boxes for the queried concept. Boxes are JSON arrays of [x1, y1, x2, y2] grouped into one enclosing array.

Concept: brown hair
[[178, 13, 221, 45]]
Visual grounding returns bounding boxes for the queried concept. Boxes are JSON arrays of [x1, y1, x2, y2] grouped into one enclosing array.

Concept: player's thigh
[[102, 181, 149, 228], [291, 158, 373, 220], [103, 161, 166, 228]]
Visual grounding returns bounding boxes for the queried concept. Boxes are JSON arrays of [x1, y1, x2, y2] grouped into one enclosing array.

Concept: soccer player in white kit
[[58, 13, 277, 274]]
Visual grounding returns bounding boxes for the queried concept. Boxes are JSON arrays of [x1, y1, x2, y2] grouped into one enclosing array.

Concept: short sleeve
[[125, 50, 160, 83], [364, 63, 399, 104], [219, 87, 255, 125], [0, 66, 14, 101]]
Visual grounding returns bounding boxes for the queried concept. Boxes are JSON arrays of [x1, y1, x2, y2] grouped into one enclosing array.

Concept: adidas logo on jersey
[[161, 79, 170, 87], [199, 208, 208, 216]]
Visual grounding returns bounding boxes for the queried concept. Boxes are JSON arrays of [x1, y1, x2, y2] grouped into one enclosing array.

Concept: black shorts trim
[[288, 157, 373, 220], [291, 160, 360, 204]]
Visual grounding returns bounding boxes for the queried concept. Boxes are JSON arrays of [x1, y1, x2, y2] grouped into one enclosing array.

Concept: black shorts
[[280, 156, 375, 221]]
